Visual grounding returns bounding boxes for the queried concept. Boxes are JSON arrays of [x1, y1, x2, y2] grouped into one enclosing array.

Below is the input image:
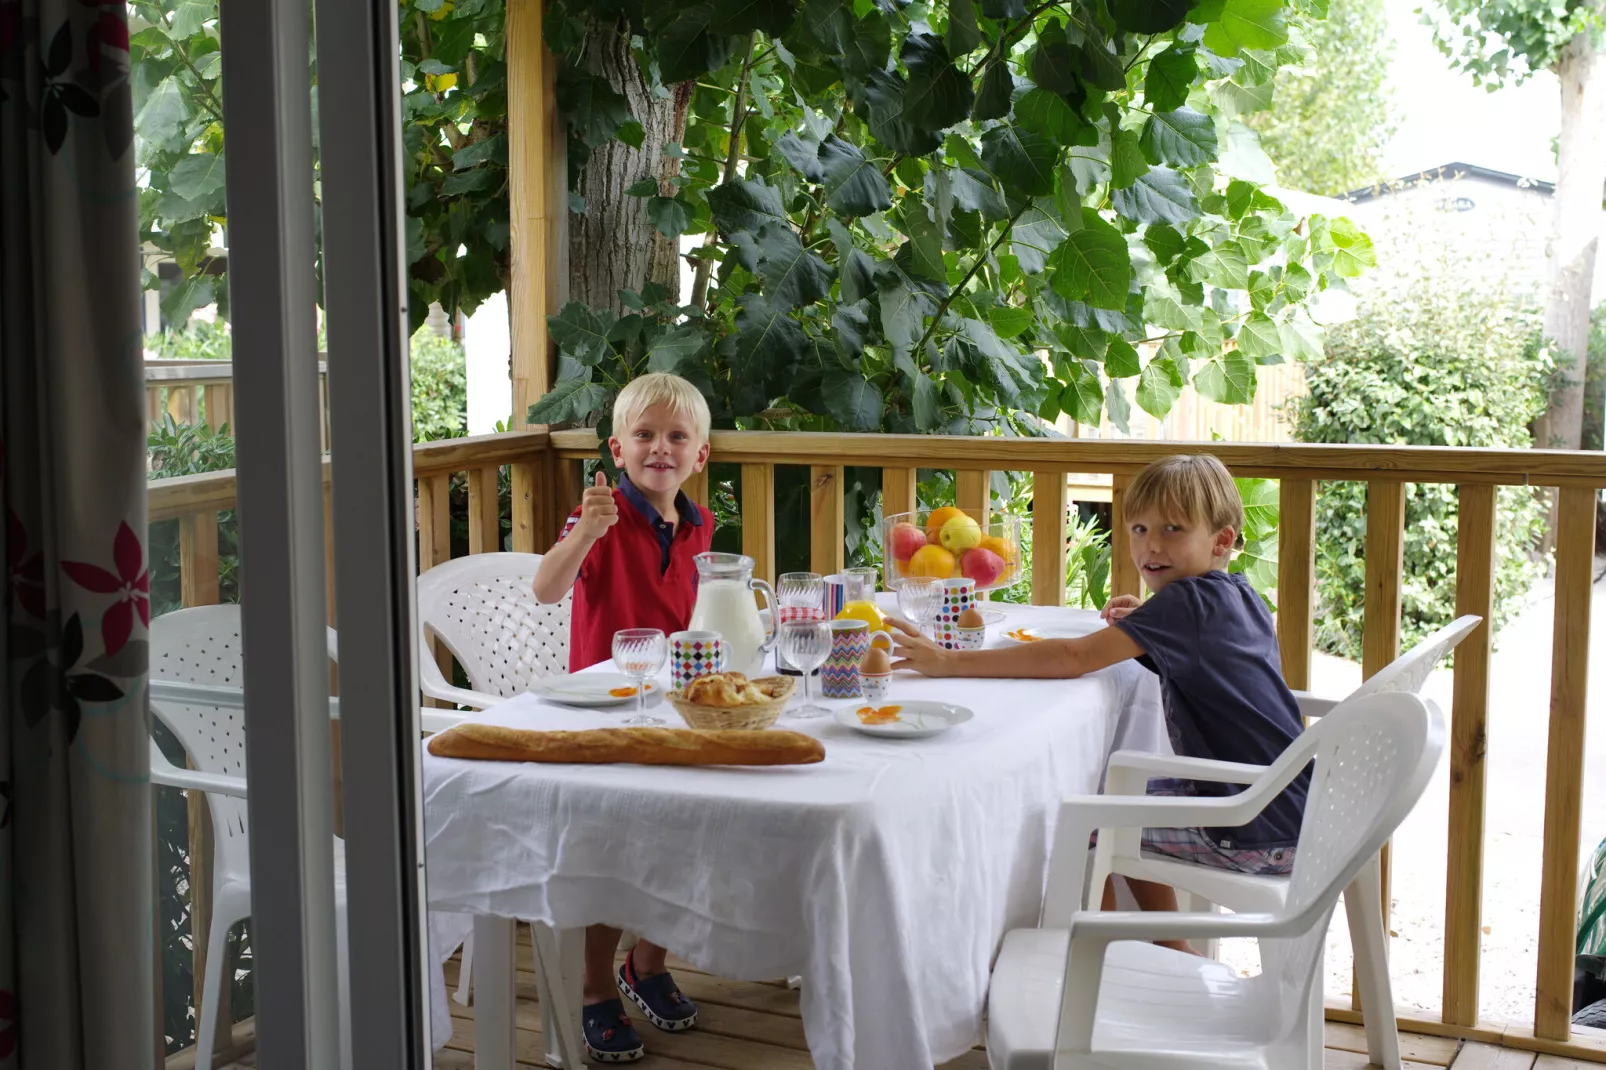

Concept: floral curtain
[[0, 0, 154, 1065]]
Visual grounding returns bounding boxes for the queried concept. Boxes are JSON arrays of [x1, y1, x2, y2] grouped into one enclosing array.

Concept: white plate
[[834, 700, 974, 739], [998, 620, 1106, 644], [531, 673, 659, 707]]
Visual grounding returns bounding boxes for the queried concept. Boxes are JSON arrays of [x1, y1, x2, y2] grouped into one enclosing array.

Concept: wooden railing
[[144, 360, 330, 449], [147, 429, 1606, 1065]]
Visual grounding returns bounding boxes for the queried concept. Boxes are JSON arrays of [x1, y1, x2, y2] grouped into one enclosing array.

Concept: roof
[[1342, 162, 1554, 203]]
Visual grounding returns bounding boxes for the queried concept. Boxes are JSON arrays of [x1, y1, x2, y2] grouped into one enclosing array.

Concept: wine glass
[[776, 572, 826, 674], [779, 619, 832, 719], [612, 628, 667, 726], [896, 575, 942, 637]]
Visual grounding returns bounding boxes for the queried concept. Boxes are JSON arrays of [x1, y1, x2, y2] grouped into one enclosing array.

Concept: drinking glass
[[895, 575, 943, 637], [844, 566, 879, 600], [779, 619, 832, 719], [776, 572, 826, 674], [612, 628, 667, 726]]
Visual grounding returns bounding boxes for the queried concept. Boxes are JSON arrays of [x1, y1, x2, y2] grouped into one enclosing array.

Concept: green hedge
[[1291, 272, 1551, 661]]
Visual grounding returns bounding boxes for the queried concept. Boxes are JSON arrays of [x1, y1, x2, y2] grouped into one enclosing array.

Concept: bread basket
[[667, 674, 796, 730]]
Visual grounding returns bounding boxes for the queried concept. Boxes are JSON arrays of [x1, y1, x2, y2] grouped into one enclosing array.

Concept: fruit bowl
[[883, 509, 1024, 592]]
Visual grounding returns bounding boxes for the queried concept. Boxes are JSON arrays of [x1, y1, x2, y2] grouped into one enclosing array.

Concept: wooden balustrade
[[147, 428, 1606, 1064]]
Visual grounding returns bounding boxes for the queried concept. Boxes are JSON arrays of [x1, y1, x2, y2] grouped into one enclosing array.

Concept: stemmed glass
[[776, 572, 827, 673], [778, 619, 832, 719], [896, 575, 943, 638], [612, 628, 667, 727]]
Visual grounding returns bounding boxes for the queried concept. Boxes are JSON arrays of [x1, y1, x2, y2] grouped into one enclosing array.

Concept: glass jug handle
[[750, 577, 778, 653]]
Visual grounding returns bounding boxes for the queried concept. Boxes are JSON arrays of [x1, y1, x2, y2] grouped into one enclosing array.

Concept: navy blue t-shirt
[[1112, 570, 1309, 849]]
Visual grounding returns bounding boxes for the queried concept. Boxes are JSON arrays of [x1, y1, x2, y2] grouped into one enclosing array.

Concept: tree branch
[[161, 13, 225, 123], [690, 33, 758, 310], [910, 201, 1031, 358]]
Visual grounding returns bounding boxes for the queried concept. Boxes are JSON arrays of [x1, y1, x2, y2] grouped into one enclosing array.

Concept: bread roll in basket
[[668, 671, 795, 730]]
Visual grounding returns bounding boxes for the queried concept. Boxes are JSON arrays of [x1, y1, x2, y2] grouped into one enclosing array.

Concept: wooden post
[[468, 466, 502, 554], [956, 469, 990, 523], [1444, 482, 1497, 1026], [417, 474, 454, 705], [507, 0, 563, 430], [167, 384, 196, 425], [741, 464, 775, 585], [180, 513, 222, 609], [1276, 478, 1316, 690], [510, 459, 540, 554], [810, 465, 845, 577], [684, 467, 709, 508], [1110, 474, 1140, 599], [203, 384, 230, 432], [1031, 471, 1068, 607], [323, 481, 337, 626], [1359, 478, 1407, 1009], [556, 457, 586, 546], [881, 467, 917, 520], [1534, 485, 1595, 1039]]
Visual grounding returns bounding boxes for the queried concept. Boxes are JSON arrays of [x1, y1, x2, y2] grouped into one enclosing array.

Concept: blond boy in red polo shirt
[[532, 372, 714, 1062]]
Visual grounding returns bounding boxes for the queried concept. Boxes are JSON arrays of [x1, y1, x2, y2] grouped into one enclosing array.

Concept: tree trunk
[[1540, 30, 1606, 450], [567, 22, 688, 312]]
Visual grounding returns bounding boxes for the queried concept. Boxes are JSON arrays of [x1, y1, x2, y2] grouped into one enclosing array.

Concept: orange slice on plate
[[856, 705, 904, 725], [1005, 628, 1040, 642], [608, 686, 639, 698]]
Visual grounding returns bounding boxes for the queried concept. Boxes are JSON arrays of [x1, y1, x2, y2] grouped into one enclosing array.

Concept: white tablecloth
[[422, 602, 1165, 1070]]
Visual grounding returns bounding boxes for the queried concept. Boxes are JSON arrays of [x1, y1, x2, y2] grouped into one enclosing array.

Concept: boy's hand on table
[[1100, 594, 1140, 623], [887, 617, 956, 678], [575, 471, 619, 540]]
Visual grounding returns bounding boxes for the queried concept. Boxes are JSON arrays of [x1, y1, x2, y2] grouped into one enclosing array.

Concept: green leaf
[[1077, 31, 1127, 92], [452, 132, 507, 170], [1060, 360, 1105, 425], [1216, 121, 1276, 184], [1015, 88, 1088, 147], [547, 302, 618, 366], [557, 74, 634, 150], [732, 294, 806, 386], [981, 0, 1028, 16], [625, 176, 660, 197], [1105, 376, 1132, 433], [1110, 127, 1150, 190], [823, 369, 883, 430], [1029, 20, 1079, 96], [877, 267, 927, 359], [169, 0, 213, 38], [1144, 45, 1198, 112], [911, 369, 942, 430], [431, 17, 480, 67], [1194, 350, 1257, 403], [988, 305, 1033, 339], [818, 135, 892, 217], [1048, 213, 1133, 310], [840, 245, 878, 304], [947, 0, 982, 56], [166, 152, 227, 203], [980, 125, 1056, 197], [1144, 223, 1185, 264], [901, 33, 974, 131], [1115, 0, 1192, 33], [528, 375, 610, 425], [133, 77, 186, 154], [709, 0, 798, 35], [1010, 201, 1068, 274], [949, 167, 1008, 219], [706, 176, 788, 234], [832, 301, 873, 357], [647, 196, 692, 239], [894, 200, 946, 282], [441, 168, 498, 196], [861, 70, 942, 156], [972, 61, 1014, 121], [1104, 337, 1141, 377], [1203, 240, 1249, 289], [647, 322, 710, 372], [1202, 0, 1289, 56], [1139, 107, 1217, 168], [161, 275, 214, 328], [1056, 323, 1108, 361], [1236, 313, 1281, 360], [1111, 166, 1200, 225], [1327, 216, 1377, 277], [1136, 357, 1182, 417], [1143, 283, 1202, 331], [1278, 311, 1323, 362], [615, 120, 646, 150], [656, 4, 734, 83], [754, 223, 834, 309]]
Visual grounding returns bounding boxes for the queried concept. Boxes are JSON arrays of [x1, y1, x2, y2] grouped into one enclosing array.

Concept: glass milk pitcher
[[688, 552, 777, 677]]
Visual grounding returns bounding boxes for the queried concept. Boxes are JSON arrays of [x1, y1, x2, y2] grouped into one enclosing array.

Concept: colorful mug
[[822, 574, 850, 618], [822, 620, 892, 699], [932, 578, 977, 650], [670, 630, 725, 690]]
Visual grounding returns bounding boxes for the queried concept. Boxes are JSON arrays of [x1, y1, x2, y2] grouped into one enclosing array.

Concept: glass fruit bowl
[[882, 509, 1024, 592]]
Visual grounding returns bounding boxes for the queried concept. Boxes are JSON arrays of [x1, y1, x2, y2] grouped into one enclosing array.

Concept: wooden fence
[[147, 429, 1606, 1065]]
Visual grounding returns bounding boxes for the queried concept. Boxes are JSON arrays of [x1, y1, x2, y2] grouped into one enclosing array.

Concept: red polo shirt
[[559, 476, 715, 671]]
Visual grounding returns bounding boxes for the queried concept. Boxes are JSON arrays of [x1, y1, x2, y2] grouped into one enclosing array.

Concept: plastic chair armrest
[[1107, 749, 1269, 786], [149, 741, 249, 798], [1292, 690, 1339, 719], [417, 628, 500, 710], [419, 708, 466, 734], [150, 678, 245, 709]]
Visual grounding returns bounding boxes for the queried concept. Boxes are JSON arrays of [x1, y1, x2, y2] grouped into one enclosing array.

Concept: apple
[[888, 522, 926, 562], [961, 547, 1006, 588], [939, 514, 982, 553]]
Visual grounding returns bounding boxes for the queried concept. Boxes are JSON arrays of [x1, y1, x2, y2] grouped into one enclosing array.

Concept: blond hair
[[1124, 454, 1244, 539], [612, 372, 711, 442]]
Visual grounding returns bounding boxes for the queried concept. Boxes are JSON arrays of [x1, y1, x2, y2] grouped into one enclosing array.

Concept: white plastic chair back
[[1255, 692, 1445, 1023], [1348, 614, 1482, 699], [149, 604, 338, 884], [416, 552, 569, 699]]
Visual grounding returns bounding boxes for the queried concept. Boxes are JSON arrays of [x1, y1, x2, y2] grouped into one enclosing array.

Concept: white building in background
[[461, 291, 512, 434]]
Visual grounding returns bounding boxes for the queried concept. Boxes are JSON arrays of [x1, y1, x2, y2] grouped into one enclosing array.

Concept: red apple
[[960, 547, 1006, 588], [889, 522, 927, 562]]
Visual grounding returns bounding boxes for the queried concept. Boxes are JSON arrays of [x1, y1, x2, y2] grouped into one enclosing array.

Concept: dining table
[[421, 599, 1167, 1070]]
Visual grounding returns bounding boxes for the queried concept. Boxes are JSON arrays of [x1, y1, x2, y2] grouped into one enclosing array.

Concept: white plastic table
[[422, 602, 1166, 1070]]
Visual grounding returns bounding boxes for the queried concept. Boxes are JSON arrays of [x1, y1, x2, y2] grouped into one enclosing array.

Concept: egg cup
[[954, 625, 987, 651], [861, 670, 893, 702]]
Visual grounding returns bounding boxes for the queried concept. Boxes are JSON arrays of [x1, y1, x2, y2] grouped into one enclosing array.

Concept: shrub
[[1291, 258, 1551, 661], [409, 327, 468, 443]]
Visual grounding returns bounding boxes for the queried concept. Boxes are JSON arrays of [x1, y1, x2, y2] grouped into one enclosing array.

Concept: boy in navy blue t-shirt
[[890, 454, 1308, 939]]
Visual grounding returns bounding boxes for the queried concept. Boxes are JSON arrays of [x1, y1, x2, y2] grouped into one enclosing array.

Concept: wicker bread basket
[[668, 674, 796, 730]]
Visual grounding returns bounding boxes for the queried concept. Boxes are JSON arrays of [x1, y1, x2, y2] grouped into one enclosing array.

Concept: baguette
[[427, 723, 825, 766]]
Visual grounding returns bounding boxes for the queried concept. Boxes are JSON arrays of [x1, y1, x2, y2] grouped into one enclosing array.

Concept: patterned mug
[[822, 620, 892, 699], [932, 578, 977, 650], [670, 630, 725, 690]]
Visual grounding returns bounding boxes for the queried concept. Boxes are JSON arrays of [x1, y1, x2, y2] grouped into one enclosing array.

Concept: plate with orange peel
[[834, 700, 974, 739], [1000, 620, 1106, 645], [531, 673, 659, 708]]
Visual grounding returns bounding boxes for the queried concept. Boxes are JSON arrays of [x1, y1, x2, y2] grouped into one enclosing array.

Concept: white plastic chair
[[987, 690, 1445, 1070], [146, 604, 350, 1070], [1088, 614, 1481, 1069], [416, 552, 570, 711]]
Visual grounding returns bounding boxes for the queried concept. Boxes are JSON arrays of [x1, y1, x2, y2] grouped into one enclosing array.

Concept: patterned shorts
[[1092, 782, 1297, 877]]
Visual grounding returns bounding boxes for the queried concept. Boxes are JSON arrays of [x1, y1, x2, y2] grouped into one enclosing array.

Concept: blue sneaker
[[581, 998, 644, 1063], [617, 952, 699, 1032]]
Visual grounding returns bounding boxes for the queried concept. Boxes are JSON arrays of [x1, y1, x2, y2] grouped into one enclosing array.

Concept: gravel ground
[[1218, 561, 1606, 1025]]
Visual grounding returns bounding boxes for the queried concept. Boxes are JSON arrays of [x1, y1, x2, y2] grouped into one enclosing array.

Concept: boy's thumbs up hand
[[576, 469, 618, 539]]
